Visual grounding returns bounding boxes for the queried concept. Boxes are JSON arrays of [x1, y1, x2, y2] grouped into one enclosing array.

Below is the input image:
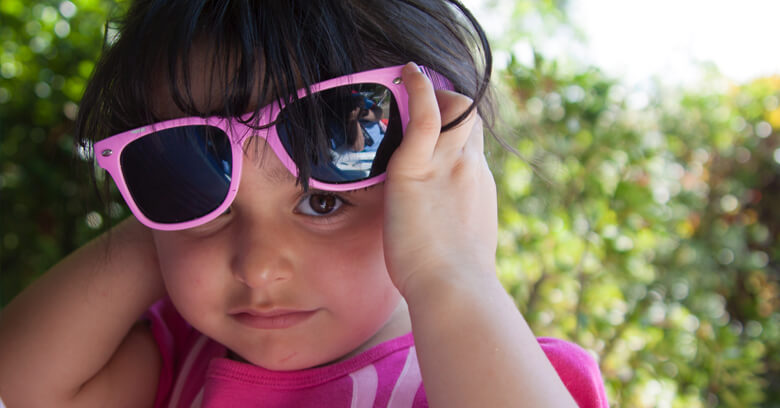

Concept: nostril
[[232, 264, 293, 288]]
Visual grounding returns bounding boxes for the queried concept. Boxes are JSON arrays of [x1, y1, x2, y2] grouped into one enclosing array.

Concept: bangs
[[77, 0, 493, 189]]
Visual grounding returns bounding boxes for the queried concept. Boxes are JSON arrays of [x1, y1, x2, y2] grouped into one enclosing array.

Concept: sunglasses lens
[[121, 125, 233, 224], [276, 83, 402, 184]]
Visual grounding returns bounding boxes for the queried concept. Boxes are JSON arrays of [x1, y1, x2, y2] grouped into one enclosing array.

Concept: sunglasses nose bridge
[[228, 123, 272, 149], [231, 125, 296, 171]]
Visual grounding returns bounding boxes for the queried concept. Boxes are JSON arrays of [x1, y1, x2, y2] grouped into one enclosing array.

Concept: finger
[[466, 113, 484, 156], [393, 62, 441, 165], [436, 89, 474, 129], [434, 90, 478, 155]]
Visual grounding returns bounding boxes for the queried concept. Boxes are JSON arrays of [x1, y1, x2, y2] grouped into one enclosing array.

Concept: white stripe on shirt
[[168, 335, 209, 408], [387, 346, 422, 408]]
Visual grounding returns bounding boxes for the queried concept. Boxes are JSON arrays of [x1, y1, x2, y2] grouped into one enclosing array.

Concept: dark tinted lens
[[276, 83, 401, 183], [121, 125, 233, 223]]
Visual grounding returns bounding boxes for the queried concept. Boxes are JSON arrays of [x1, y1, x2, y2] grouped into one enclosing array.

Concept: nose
[[232, 261, 292, 288], [230, 224, 295, 289]]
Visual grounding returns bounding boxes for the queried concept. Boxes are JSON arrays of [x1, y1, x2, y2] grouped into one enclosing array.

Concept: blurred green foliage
[[493, 54, 780, 406], [1, 1, 778, 407], [0, 0, 123, 304]]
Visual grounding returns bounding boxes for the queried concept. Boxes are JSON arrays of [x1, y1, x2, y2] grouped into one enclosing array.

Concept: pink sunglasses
[[95, 65, 453, 230]]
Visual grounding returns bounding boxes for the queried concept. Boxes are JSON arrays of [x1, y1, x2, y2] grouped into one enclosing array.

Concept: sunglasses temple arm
[[420, 66, 455, 92]]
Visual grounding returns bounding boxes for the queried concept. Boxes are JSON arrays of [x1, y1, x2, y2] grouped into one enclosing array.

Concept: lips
[[230, 308, 317, 329]]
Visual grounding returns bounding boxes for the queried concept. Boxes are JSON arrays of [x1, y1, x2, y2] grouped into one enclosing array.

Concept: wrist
[[398, 262, 499, 309]]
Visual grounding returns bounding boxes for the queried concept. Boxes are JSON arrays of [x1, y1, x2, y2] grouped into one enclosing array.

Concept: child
[[0, 1, 608, 407]]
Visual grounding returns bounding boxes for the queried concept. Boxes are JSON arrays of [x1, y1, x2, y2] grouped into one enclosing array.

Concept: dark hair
[[77, 0, 495, 190]]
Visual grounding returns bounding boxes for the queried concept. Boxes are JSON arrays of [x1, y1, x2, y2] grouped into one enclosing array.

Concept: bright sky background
[[466, 0, 780, 86]]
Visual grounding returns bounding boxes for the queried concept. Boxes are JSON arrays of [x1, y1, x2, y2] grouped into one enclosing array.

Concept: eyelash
[[294, 191, 353, 219], [215, 185, 377, 225]]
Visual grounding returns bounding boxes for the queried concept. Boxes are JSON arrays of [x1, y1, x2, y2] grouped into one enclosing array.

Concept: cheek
[[317, 233, 402, 337], [306, 219, 395, 298], [153, 233, 228, 308]]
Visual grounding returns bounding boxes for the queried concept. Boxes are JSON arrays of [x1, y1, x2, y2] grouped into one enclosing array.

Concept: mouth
[[230, 308, 318, 330]]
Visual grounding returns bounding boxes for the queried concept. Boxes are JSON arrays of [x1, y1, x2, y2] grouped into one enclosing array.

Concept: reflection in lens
[[121, 125, 232, 223], [277, 83, 401, 184]]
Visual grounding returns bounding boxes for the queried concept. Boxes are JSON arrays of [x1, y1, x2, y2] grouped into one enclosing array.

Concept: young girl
[[0, 1, 608, 407]]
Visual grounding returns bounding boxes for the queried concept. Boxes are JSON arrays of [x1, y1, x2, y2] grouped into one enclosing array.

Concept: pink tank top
[[146, 298, 608, 407]]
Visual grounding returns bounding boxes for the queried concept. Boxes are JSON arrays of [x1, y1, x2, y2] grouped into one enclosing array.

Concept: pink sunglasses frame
[[94, 64, 453, 231]]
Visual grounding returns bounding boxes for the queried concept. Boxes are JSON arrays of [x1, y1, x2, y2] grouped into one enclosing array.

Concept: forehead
[[151, 41, 267, 120]]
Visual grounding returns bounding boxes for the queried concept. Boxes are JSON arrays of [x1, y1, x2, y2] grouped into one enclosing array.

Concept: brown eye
[[295, 193, 344, 216], [310, 194, 336, 214]]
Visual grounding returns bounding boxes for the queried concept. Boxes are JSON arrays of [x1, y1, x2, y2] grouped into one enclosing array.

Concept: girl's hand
[[382, 64, 578, 408], [383, 62, 498, 299]]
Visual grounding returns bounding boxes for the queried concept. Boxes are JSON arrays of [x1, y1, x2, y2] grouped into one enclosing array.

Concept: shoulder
[[538, 337, 609, 408]]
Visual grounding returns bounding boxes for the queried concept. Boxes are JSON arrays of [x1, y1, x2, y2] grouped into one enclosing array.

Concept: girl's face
[[153, 147, 407, 370], [149, 57, 408, 371]]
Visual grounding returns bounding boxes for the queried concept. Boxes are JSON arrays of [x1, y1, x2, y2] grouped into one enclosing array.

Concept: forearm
[[0, 218, 165, 405], [404, 272, 578, 408]]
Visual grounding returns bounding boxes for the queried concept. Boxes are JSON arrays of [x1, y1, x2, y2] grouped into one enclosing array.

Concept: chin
[[247, 353, 334, 372], [232, 343, 345, 372]]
